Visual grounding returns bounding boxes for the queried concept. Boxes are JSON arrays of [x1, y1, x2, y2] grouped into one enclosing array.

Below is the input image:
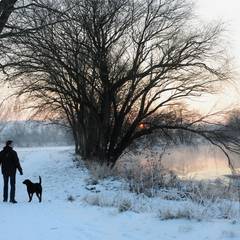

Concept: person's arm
[[14, 151, 23, 175], [0, 151, 3, 166]]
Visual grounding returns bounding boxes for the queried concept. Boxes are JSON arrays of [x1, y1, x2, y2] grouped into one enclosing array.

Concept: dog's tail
[[39, 176, 42, 185]]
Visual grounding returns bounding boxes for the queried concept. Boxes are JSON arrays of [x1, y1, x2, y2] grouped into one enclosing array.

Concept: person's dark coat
[[0, 146, 22, 176]]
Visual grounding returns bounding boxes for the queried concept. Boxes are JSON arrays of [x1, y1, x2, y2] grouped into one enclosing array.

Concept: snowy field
[[0, 146, 239, 240]]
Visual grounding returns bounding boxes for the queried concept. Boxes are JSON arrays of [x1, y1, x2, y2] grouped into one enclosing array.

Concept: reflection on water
[[161, 145, 240, 180]]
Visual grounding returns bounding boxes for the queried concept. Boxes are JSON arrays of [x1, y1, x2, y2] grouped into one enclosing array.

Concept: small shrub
[[82, 195, 101, 206], [179, 179, 238, 206], [118, 199, 132, 213], [159, 207, 197, 221], [86, 162, 115, 180], [85, 177, 99, 186], [67, 195, 75, 202], [217, 202, 237, 219], [117, 150, 178, 196], [82, 194, 135, 213]]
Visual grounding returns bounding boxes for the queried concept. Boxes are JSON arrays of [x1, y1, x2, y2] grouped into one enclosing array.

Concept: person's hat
[[6, 140, 13, 146]]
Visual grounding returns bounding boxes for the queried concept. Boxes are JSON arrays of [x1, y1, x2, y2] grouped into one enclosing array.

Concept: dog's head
[[22, 179, 31, 185]]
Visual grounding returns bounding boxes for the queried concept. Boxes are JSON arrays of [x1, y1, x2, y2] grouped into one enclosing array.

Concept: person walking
[[0, 140, 23, 203]]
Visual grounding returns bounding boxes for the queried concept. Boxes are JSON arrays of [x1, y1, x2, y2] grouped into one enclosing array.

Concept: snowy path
[[0, 147, 239, 240]]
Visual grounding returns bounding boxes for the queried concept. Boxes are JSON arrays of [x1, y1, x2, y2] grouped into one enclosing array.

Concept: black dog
[[23, 176, 42, 202]]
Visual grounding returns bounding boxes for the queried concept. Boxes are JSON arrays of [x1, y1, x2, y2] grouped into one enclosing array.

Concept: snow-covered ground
[[0, 146, 239, 240]]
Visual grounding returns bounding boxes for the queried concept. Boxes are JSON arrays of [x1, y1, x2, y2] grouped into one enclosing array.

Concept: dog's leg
[[37, 193, 41, 203], [29, 193, 33, 202], [28, 192, 31, 202], [36, 193, 40, 202]]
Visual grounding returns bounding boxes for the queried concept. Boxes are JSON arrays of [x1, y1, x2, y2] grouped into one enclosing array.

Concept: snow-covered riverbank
[[0, 146, 239, 240]]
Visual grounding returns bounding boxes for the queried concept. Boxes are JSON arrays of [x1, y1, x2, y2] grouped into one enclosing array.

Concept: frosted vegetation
[[82, 146, 240, 221]]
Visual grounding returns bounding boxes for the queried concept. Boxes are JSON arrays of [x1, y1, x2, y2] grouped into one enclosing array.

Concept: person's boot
[[3, 199, 7, 202], [10, 200, 17, 204]]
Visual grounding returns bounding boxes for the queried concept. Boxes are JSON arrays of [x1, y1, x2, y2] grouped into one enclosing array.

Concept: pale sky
[[190, 0, 240, 114], [196, 0, 240, 63]]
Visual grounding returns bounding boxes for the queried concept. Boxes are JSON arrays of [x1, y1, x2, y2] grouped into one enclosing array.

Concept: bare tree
[[0, 0, 18, 34], [226, 109, 240, 131], [0, 0, 65, 39], [2, 0, 239, 167]]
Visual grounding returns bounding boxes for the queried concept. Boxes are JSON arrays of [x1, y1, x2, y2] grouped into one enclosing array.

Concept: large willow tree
[[1, 0, 239, 167]]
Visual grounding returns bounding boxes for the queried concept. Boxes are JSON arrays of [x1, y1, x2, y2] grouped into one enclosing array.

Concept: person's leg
[[10, 174, 16, 202], [3, 174, 9, 202]]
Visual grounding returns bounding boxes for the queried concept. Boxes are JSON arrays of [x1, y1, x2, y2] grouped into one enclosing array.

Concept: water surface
[[161, 145, 240, 180]]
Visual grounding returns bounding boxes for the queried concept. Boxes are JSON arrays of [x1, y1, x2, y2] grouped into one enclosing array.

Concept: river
[[161, 145, 240, 180]]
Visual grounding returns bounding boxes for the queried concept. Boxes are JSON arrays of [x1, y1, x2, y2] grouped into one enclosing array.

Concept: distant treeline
[[0, 121, 73, 147]]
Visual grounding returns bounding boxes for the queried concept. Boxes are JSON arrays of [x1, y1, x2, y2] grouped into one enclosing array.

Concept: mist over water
[[161, 145, 240, 180]]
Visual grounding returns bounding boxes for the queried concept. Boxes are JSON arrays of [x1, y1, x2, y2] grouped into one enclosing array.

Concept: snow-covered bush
[[82, 195, 102, 206], [82, 194, 136, 213], [118, 199, 132, 213], [178, 178, 239, 204], [117, 150, 179, 196], [159, 207, 196, 220], [158, 199, 239, 221], [86, 162, 116, 180]]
